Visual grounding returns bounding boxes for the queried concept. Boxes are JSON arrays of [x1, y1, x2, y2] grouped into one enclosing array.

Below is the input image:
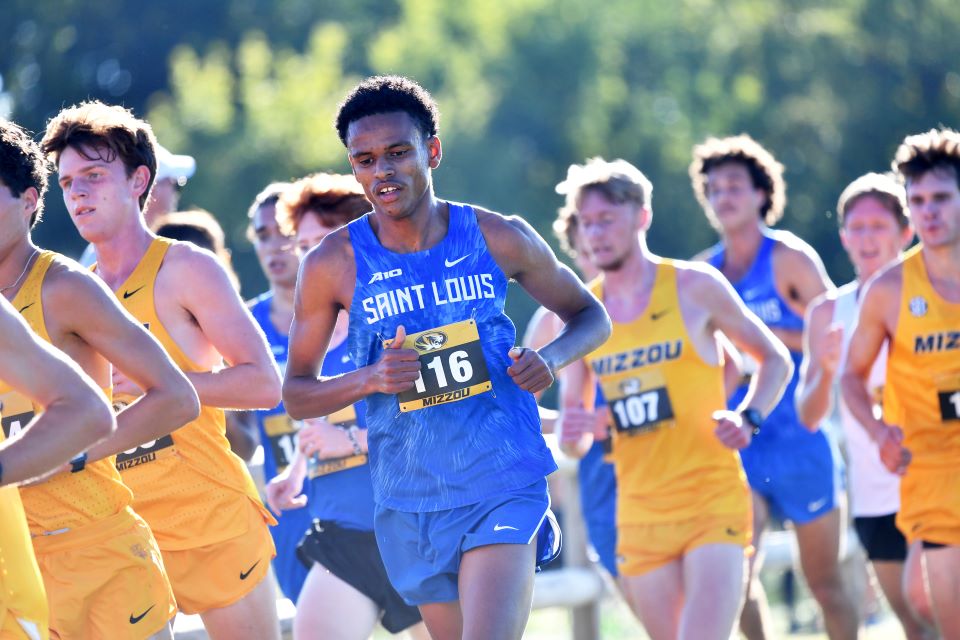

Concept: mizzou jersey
[[0, 430, 48, 640], [587, 260, 749, 526], [0, 488, 47, 640], [0, 251, 133, 537], [884, 248, 960, 544], [105, 237, 272, 550]]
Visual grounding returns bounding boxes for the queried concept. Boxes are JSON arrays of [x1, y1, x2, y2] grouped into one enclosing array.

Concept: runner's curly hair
[[0, 119, 48, 227], [335, 75, 440, 145], [689, 134, 786, 227]]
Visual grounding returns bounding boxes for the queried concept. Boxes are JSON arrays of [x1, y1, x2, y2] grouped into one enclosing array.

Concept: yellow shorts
[[898, 467, 960, 546], [617, 512, 753, 577], [0, 612, 46, 640], [33, 508, 174, 640], [162, 499, 276, 615]]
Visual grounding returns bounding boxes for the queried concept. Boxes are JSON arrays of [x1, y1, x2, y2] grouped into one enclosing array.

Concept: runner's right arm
[[839, 268, 909, 474], [0, 297, 114, 486], [284, 231, 421, 420]]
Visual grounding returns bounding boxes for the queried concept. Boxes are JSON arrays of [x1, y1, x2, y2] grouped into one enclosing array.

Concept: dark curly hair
[[0, 119, 49, 227], [689, 134, 786, 227], [41, 101, 158, 210], [893, 128, 960, 189], [335, 75, 440, 145]]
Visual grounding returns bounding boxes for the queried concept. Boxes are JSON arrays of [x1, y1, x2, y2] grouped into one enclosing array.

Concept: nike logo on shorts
[[240, 559, 261, 580], [650, 308, 671, 321], [129, 604, 155, 624], [494, 524, 519, 532], [807, 497, 828, 512], [123, 285, 145, 299], [445, 255, 469, 268]]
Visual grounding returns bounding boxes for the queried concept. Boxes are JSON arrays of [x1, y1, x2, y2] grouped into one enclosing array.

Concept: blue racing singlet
[[706, 229, 806, 442], [305, 337, 375, 531], [250, 293, 303, 480], [347, 202, 557, 512], [248, 291, 311, 602]]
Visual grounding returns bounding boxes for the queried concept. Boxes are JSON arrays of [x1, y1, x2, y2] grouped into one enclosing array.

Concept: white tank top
[[834, 281, 899, 517]]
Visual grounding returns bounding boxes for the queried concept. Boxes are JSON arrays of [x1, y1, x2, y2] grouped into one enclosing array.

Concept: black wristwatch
[[69, 451, 88, 473], [741, 408, 764, 436]]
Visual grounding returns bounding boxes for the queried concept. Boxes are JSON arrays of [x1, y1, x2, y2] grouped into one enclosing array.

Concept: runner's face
[[840, 196, 911, 281], [250, 203, 298, 288], [577, 189, 642, 272], [906, 169, 960, 249], [0, 179, 34, 254], [346, 111, 439, 221], [296, 211, 339, 253], [57, 145, 148, 243], [704, 162, 767, 231]]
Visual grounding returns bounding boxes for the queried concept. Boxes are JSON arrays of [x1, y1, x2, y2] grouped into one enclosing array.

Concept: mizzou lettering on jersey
[[914, 331, 960, 354], [590, 340, 683, 376], [115, 435, 175, 470]]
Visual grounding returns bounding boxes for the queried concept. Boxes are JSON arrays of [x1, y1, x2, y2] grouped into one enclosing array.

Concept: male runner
[[0, 292, 115, 640], [557, 157, 791, 639], [690, 134, 857, 639], [283, 75, 611, 640], [266, 174, 425, 638], [797, 173, 932, 638], [1, 118, 199, 639], [528, 192, 618, 580], [841, 129, 960, 638], [42, 101, 284, 640], [244, 182, 313, 604]]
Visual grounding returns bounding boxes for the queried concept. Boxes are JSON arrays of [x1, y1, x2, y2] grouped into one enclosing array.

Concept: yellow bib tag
[[601, 369, 676, 436], [395, 319, 493, 412]]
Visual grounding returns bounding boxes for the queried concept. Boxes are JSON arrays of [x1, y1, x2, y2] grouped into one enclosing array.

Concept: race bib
[[935, 372, 960, 422], [601, 370, 676, 435], [263, 413, 300, 472], [395, 319, 493, 412], [308, 405, 368, 478], [116, 435, 176, 470]]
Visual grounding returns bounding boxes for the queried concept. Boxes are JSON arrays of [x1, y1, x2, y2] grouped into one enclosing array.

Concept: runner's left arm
[[166, 244, 282, 409], [772, 241, 834, 351], [481, 211, 611, 393], [698, 267, 793, 417]]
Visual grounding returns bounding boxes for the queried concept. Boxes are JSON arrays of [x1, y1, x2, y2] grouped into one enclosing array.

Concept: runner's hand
[[814, 324, 844, 376], [507, 347, 554, 393], [369, 325, 421, 394], [265, 470, 307, 514], [298, 418, 353, 460], [877, 424, 911, 475], [713, 409, 752, 450], [559, 405, 596, 445]]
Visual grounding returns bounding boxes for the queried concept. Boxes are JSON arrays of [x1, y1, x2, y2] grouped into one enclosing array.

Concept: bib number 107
[[609, 387, 674, 433]]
